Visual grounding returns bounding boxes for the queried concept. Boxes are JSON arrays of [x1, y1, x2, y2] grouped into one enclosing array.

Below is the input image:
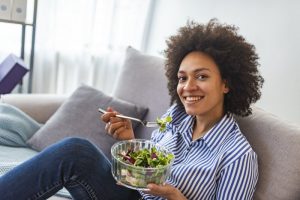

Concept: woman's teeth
[[185, 96, 202, 102]]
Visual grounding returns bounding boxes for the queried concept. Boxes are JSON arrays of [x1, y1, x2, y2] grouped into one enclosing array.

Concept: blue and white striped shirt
[[142, 105, 258, 200]]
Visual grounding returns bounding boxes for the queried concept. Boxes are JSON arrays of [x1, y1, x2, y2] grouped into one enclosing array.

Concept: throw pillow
[[0, 104, 41, 147], [27, 85, 148, 159], [112, 47, 170, 139]]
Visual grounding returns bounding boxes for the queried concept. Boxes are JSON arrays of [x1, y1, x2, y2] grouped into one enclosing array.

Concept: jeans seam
[[28, 181, 62, 200], [67, 179, 98, 200]]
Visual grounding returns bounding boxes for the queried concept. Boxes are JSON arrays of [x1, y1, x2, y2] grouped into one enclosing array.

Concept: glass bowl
[[111, 139, 174, 191]]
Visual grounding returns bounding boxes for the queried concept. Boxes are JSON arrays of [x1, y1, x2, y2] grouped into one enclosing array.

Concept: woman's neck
[[192, 111, 225, 141]]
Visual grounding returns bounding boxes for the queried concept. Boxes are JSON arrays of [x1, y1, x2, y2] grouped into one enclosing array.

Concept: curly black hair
[[164, 19, 264, 117]]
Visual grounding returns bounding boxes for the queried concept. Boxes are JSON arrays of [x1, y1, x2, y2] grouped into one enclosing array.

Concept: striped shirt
[[141, 105, 258, 200]]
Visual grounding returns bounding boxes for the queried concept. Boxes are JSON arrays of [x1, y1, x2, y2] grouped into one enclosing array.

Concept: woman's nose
[[183, 78, 197, 90]]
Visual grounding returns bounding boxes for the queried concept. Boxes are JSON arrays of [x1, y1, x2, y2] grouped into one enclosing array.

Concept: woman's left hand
[[145, 183, 187, 200]]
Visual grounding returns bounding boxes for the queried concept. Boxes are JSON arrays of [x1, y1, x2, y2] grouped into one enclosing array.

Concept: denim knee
[[55, 137, 100, 158], [59, 137, 95, 150], [47, 137, 109, 175]]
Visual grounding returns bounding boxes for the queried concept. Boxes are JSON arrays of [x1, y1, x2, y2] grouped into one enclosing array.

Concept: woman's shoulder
[[220, 121, 257, 165]]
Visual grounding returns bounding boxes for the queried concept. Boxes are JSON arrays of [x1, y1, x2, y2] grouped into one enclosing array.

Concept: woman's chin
[[184, 108, 199, 116]]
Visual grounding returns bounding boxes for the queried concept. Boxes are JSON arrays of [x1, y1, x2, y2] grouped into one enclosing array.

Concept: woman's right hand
[[100, 107, 135, 140]]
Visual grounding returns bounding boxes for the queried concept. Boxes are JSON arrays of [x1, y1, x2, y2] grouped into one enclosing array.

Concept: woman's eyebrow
[[194, 68, 210, 73], [178, 68, 210, 74]]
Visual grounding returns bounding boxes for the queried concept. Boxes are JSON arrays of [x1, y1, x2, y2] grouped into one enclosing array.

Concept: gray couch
[[1, 47, 300, 200]]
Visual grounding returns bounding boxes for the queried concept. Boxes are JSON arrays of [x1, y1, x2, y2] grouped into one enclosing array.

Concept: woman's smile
[[183, 96, 204, 104]]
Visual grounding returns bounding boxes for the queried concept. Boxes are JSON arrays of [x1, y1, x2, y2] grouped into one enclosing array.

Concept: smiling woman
[[0, 19, 264, 200], [100, 19, 264, 200]]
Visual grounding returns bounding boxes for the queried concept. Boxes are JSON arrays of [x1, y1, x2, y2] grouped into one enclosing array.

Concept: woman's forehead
[[178, 51, 219, 73]]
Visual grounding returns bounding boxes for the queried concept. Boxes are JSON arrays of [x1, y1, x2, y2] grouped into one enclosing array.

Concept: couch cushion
[[0, 145, 38, 169], [236, 107, 300, 200], [27, 85, 148, 159], [112, 47, 170, 139]]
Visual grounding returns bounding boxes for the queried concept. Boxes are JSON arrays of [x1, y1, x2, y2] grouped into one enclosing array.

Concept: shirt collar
[[174, 115, 194, 146], [172, 112, 236, 152], [202, 113, 236, 153]]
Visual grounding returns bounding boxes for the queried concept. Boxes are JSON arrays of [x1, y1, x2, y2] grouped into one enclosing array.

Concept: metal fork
[[98, 108, 158, 128]]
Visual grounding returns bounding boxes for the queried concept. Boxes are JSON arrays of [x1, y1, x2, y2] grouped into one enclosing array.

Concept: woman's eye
[[197, 75, 207, 80], [178, 76, 186, 82]]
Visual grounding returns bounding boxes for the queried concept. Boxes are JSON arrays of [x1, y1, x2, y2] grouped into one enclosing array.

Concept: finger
[[105, 121, 111, 132], [108, 122, 115, 135], [111, 123, 127, 138], [147, 183, 161, 192], [105, 120, 120, 134], [107, 107, 121, 116], [112, 129, 118, 139], [123, 120, 132, 129], [107, 107, 114, 112], [146, 183, 174, 197], [110, 116, 125, 123], [101, 112, 116, 123], [109, 121, 124, 131], [110, 117, 132, 129]]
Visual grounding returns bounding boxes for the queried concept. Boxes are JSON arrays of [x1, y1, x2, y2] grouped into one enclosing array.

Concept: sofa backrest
[[112, 47, 170, 139], [236, 107, 300, 200], [113, 47, 300, 199]]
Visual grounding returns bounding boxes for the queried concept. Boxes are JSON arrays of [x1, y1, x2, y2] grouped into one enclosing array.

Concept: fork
[[98, 108, 158, 128]]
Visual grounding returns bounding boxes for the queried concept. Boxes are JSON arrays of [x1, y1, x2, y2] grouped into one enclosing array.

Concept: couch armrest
[[0, 94, 68, 123]]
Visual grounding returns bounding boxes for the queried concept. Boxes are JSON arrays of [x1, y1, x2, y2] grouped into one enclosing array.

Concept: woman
[[0, 19, 263, 200], [103, 19, 263, 200]]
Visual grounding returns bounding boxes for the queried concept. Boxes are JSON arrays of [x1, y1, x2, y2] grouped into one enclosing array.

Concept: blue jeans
[[0, 137, 141, 200]]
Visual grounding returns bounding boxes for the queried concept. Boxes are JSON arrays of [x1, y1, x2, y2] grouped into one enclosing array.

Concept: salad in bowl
[[111, 139, 174, 191]]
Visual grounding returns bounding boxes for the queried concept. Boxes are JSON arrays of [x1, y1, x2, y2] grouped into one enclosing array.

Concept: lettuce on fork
[[156, 116, 172, 132]]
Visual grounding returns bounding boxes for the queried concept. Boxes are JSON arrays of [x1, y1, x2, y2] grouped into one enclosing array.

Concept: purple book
[[0, 54, 29, 94]]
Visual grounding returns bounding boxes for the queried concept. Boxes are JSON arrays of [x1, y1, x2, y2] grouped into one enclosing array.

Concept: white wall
[[145, 0, 300, 124]]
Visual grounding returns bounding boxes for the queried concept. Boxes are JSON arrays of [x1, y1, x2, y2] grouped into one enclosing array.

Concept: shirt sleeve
[[216, 151, 258, 200]]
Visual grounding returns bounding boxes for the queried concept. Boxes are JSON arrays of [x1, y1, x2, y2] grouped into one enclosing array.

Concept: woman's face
[[177, 51, 229, 118]]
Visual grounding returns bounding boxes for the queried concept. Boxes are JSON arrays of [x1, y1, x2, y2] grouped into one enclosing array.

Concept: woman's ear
[[223, 80, 230, 94]]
